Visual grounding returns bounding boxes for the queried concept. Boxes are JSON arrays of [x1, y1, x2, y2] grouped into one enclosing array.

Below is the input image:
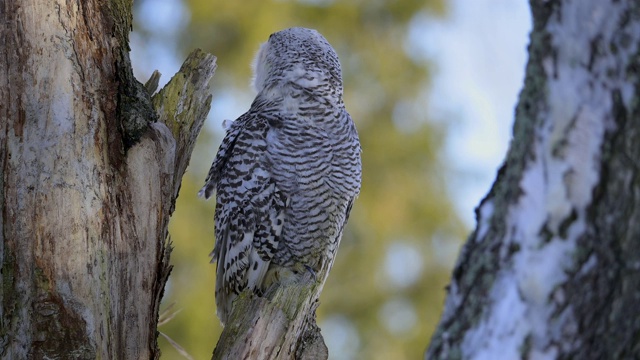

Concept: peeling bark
[[427, 0, 640, 359], [0, 1, 216, 358]]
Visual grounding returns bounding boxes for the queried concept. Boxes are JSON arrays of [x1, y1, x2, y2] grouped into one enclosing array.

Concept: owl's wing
[[199, 119, 241, 200], [202, 113, 287, 324]]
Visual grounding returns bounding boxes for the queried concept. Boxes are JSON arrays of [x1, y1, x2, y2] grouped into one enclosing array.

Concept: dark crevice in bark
[[116, 64, 158, 149], [31, 291, 96, 359], [107, 0, 158, 150], [564, 62, 640, 359]]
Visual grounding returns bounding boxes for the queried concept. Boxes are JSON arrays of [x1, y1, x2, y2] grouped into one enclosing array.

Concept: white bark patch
[[461, 1, 639, 359]]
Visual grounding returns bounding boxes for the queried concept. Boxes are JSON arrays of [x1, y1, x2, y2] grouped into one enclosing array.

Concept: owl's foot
[[303, 264, 317, 282]]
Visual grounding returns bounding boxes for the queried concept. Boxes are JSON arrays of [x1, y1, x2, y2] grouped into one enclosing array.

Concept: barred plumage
[[199, 27, 361, 325]]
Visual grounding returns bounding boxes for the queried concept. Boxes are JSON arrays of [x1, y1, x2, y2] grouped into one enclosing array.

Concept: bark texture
[[427, 0, 640, 359], [0, 1, 216, 358], [212, 269, 328, 360]]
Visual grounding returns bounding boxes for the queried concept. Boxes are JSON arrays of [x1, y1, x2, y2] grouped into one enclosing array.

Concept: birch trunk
[[0, 1, 215, 358], [427, 0, 640, 358]]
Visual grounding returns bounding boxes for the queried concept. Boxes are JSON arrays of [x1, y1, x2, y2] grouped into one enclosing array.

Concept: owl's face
[[251, 27, 343, 97]]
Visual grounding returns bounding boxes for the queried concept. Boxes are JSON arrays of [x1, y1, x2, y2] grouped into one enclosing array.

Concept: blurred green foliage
[[134, 0, 467, 359]]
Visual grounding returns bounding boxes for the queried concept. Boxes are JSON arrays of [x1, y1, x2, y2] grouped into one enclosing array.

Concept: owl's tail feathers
[[198, 182, 215, 199]]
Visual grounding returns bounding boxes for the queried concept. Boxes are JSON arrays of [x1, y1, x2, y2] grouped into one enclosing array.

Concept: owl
[[199, 27, 361, 325]]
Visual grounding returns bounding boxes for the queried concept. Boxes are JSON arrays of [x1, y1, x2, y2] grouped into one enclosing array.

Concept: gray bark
[[212, 264, 328, 359], [426, 0, 640, 359], [0, 1, 215, 358]]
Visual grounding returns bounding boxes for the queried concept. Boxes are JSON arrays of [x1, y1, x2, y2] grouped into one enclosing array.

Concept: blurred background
[[131, 1, 531, 359]]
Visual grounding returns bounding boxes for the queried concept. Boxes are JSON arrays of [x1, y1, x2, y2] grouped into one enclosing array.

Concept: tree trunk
[[427, 0, 640, 358], [0, 1, 216, 358]]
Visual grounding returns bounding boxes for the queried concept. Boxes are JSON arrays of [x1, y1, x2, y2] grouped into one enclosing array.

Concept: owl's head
[[251, 27, 343, 99]]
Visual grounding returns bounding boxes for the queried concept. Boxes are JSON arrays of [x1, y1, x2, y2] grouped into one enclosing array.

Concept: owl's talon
[[304, 265, 317, 282]]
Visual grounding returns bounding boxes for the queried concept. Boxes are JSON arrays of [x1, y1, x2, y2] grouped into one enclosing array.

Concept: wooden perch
[[212, 271, 329, 360]]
